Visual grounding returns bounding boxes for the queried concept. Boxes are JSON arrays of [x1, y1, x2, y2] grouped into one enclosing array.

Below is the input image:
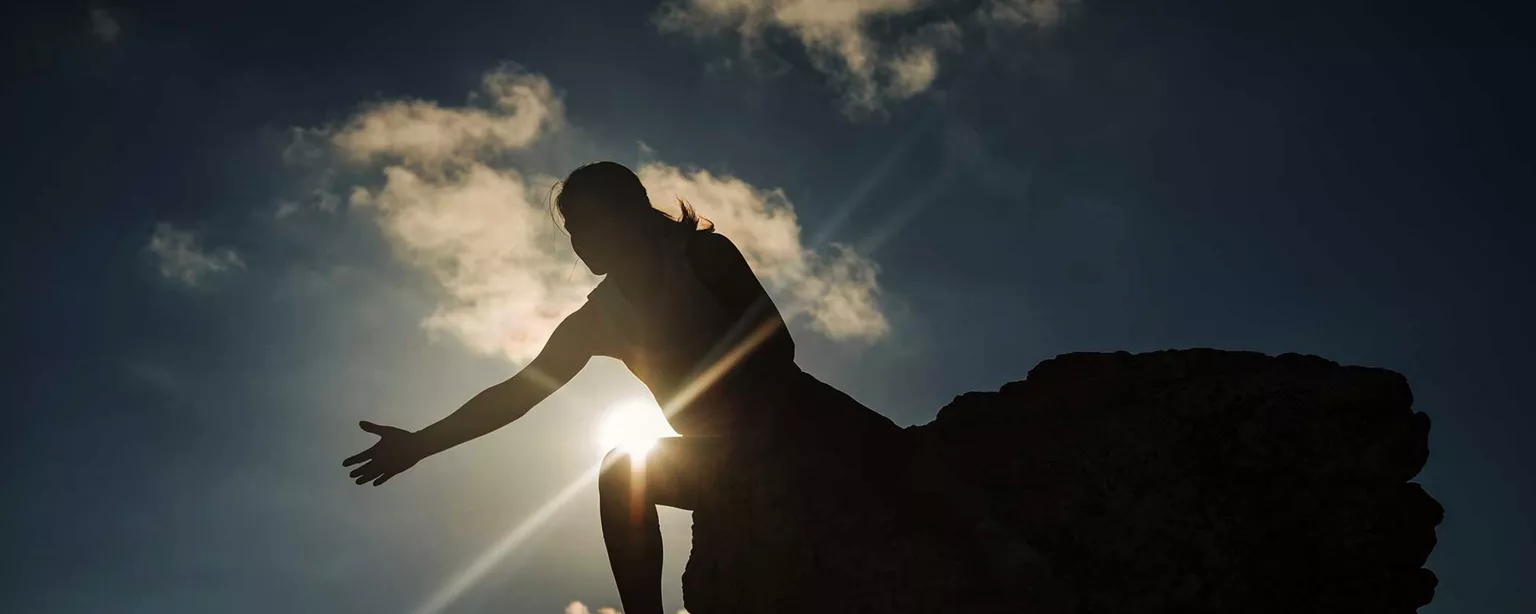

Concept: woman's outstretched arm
[[413, 307, 597, 456], [344, 305, 600, 485]]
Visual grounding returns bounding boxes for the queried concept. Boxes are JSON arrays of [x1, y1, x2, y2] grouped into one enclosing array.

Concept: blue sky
[[3, 1, 1532, 612]]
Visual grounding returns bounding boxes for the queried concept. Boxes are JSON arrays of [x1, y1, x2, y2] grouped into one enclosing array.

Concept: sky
[[2, 0, 1532, 612]]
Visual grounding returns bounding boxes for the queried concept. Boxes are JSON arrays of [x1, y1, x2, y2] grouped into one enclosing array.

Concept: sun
[[597, 399, 679, 460]]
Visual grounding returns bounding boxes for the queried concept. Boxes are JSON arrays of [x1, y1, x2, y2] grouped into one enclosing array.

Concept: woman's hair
[[551, 161, 713, 235]]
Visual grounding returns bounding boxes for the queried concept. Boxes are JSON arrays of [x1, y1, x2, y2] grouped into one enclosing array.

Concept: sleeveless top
[[585, 232, 786, 436], [584, 232, 902, 448]]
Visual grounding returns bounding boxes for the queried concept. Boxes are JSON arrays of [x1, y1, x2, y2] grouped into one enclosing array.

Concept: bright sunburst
[[597, 399, 678, 459]]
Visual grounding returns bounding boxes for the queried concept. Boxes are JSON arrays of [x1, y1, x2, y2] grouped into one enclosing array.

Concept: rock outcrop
[[681, 349, 1441, 613]]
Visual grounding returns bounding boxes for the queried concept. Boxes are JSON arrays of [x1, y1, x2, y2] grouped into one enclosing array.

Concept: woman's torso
[[585, 232, 799, 436]]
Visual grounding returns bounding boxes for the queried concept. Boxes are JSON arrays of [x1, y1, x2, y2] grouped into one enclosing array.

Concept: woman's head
[[553, 161, 711, 275]]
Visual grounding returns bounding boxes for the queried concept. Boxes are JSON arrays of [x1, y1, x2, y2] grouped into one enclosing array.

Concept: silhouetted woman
[[343, 161, 920, 614]]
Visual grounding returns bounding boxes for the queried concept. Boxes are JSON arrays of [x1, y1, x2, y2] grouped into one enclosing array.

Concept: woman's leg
[[598, 437, 721, 614]]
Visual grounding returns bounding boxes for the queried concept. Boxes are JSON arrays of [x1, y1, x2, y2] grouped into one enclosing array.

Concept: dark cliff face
[[682, 349, 1441, 614]]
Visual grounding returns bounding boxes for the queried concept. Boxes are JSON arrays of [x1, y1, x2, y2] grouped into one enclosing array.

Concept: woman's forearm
[[409, 305, 589, 459], [414, 376, 540, 457]]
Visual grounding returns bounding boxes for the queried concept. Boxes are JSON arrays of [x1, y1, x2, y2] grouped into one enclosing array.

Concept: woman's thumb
[[359, 420, 387, 434]]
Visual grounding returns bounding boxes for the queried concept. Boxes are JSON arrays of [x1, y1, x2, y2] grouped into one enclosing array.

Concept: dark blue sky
[[3, 1, 1532, 612]]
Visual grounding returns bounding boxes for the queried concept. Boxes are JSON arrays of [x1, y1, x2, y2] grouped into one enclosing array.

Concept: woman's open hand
[[343, 421, 426, 486]]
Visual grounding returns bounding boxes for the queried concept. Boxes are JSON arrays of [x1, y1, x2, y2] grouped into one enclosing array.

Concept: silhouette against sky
[[3, 1, 1532, 613]]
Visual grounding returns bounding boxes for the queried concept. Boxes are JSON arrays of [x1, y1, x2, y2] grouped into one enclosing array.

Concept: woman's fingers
[[350, 460, 405, 485], [359, 420, 406, 436], [343, 448, 372, 467], [353, 463, 386, 484], [345, 423, 409, 485]]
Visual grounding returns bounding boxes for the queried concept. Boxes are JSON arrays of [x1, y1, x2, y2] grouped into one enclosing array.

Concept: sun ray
[[810, 109, 939, 246], [659, 318, 783, 421], [412, 309, 785, 614], [598, 399, 678, 459], [412, 461, 604, 614], [856, 165, 956, 256]]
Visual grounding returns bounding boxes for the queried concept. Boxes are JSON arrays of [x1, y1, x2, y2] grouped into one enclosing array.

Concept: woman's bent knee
[[601, 444, 641, 469], [599, 448, 636, 494]]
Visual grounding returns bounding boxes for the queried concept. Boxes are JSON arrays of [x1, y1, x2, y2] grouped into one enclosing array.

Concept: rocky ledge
[[681, 349, 1441, 614]]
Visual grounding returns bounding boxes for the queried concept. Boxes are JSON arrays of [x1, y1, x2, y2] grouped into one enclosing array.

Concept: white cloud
[[89, 8, 120, 44], [146, 222, 244, 286], [637, 164, 888, 341], [654, 0, 1074, 114], [654, 0, 922, 113], [293, 65, 888, 363], [348, 161, 589, 363], [322, 67, 575, 363], [886, 44, 940, 99], [332, 65, 564, 167]]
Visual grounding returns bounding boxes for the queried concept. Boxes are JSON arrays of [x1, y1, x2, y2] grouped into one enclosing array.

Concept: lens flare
[[415, 322, 776, 614], [597, 399, 678, 459], [413, 462, 601, 614]]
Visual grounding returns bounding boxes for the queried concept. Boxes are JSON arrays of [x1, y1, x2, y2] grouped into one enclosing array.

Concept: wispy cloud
[[88, 7, 120, 44], [145, 222, 244, 286], [332, 66, 564, 167], [654, 0, 1076, 115], [637, 164, 887, 341], [985, 0, 1070, 27], [290, 65, 888, 363]]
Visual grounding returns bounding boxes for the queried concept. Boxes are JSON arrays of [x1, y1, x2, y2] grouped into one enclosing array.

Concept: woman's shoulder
[[686, 230, 738, 254], [585, 277, 639, 325], [684, 231, 748, 281], [587, 276, 621, 302]]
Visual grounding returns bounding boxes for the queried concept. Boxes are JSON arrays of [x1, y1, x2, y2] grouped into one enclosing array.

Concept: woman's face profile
[[563, 197, 623, 276]]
